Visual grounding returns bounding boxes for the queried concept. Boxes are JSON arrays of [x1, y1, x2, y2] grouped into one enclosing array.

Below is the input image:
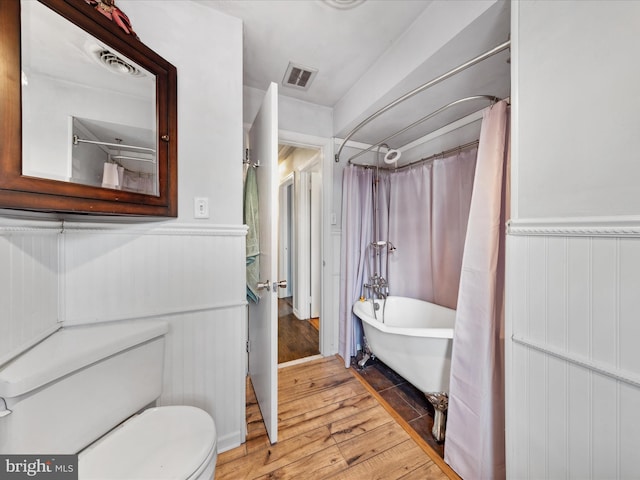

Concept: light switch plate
[[194, 197, 209, 219]]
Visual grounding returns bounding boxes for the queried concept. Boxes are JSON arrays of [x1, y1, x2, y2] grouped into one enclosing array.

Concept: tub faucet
[[364, 273, 388, 299]]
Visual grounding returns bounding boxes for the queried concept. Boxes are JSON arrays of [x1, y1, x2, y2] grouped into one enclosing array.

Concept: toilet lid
[[79, 406, 216, 479]]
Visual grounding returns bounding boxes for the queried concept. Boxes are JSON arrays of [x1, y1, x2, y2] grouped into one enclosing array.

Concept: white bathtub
[[352, 296, 455, 394]]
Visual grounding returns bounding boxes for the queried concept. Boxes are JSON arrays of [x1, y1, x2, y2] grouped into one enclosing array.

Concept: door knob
[[256, 280, 270, 291], [273, 280, 287, 290]]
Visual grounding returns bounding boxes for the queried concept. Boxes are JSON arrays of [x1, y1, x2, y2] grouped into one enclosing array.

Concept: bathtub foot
[[425, 392, 448, 443], [357, 352, 370, 368], [357, 337, 375, 369]]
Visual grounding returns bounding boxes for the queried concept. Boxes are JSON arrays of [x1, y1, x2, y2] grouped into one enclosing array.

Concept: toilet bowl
[[0, 320, 217, 479], [80, 406, 217, 480]]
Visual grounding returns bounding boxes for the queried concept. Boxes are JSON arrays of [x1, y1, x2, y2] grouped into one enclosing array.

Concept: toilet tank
[[0, 320, 168, 454]]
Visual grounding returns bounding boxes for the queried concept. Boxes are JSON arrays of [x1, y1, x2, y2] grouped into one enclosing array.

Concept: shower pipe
[[334, 39, 511, 163], [346, 95, 498, 164], [350, 139, 480, 171]]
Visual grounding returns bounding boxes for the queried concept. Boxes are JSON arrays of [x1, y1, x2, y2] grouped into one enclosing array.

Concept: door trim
[[278, 130, 336, 357]]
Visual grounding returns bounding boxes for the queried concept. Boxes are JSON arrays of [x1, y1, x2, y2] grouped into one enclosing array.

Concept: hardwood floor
[[278, 297, 319, 364], [215, 355, 459, 480], [351, 358, 445, 458]]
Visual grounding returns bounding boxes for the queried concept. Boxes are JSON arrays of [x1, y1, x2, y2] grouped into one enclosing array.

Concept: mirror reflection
[[20, 0, 158, 196]]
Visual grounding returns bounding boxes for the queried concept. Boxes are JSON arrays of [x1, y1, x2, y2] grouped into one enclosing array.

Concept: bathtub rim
[[352, 297, 455, 339]]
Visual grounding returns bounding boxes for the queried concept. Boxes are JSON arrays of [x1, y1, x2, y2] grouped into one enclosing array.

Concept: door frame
[[278, 130, 336, 357], [296, 156, 321, 320], [278, 173, 294, 299]]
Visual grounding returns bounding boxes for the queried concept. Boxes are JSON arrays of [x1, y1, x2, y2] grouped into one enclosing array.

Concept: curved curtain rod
[[334, 39, 511, 163], [346, 95, 498, 164], [349, 139, 479, 171]]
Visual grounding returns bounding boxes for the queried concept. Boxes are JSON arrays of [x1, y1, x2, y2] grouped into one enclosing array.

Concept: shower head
[[370, 240, 397, 252], [384, 149, 401, 164]]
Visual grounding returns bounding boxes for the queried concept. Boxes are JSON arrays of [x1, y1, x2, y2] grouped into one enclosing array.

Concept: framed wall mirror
[[0, 0, 177, 216]]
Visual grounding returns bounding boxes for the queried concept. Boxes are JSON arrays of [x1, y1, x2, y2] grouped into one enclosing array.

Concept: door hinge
[[246, 340, 251, 353]]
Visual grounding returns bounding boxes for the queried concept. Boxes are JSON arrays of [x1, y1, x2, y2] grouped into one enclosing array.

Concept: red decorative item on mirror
[[84, 0, 138, 40]]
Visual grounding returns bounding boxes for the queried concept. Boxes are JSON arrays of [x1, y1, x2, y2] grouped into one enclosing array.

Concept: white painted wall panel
[[329, 230, 342, 356], [516, 1, 640, 218], [567, 364, 590, 479], [61, 223, 248, 452], [527, 237, 546, 343], [567, 238, 590, 359], [619, 239, 640, 374], [0, 219, 59, 364], [159, 307, 246, 452], [546, 237, 567, 350], [546, 355, 567, 476], [620, 383, 640, 478], [507, 221, 640, 478], [526, 347, 547, 479], [62, 225, 246, 324], [592, 374, 618, 477], [591, 239, 618, 367]]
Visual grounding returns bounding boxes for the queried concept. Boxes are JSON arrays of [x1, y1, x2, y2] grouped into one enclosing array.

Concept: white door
[[248, 82, 278, 444]]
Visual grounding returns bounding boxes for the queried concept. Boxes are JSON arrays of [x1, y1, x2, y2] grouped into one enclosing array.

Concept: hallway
[[278, 297, 319, 364]]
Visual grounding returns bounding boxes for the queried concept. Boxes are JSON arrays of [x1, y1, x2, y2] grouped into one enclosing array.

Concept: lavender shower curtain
[[387, 151, 476, 308], [338, 149, 477, 366], [338, 166, 374, 367], [445, 100, 510, 479]]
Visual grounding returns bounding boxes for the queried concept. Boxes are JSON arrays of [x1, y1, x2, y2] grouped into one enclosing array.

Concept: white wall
[[1, 0, 247, 453], [507, 1, 640, 477], [244, 85, 333, 139], [121, 0, 244, 225], [514, 0, 640, 219]]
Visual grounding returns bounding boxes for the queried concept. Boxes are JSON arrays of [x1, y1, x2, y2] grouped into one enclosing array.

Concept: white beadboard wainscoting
[[0, 216, 60, 365], [61, 222, 248, 452], [506, 217, 640, 479], [0, 217, 248, 453]]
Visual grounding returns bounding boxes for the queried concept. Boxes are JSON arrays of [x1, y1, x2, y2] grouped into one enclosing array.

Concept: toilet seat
[[79, 405, 217, 480]]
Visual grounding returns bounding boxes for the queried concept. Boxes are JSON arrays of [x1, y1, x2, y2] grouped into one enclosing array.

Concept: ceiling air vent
[[282, 62, 318, 90], [98, 49, 142, 76], [85, 42, 145, 78]]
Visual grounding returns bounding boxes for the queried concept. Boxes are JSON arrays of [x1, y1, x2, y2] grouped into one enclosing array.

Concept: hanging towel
[[101, 163, 119, 189], [244, 166, 260, 302]]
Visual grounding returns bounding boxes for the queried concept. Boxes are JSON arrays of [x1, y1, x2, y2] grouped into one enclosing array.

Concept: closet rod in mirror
[[72, 135, 156, 153]]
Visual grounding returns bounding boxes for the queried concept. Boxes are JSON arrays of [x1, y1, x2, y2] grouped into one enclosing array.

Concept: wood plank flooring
[[352, 358, 444, 458], [278, 297, 319, 364], [215, 355, 459, 480]]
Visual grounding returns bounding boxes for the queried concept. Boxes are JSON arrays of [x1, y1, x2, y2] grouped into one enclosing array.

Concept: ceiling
[[194, 0, 434, 107], [197, 0, 511, 163]]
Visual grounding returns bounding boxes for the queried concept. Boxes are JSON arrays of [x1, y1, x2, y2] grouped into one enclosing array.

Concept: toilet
[[0, 320, 217, 479]]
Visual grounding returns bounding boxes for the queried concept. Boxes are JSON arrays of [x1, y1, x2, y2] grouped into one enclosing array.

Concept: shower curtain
[[338, 166, 374, 367], [444, 100, 509, 479], [387, 150, 476, 308], [338, 148, 477, 366]]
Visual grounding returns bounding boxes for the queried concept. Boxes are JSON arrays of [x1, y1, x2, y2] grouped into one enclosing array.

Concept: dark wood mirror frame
[[0, 0, 177, 217]]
